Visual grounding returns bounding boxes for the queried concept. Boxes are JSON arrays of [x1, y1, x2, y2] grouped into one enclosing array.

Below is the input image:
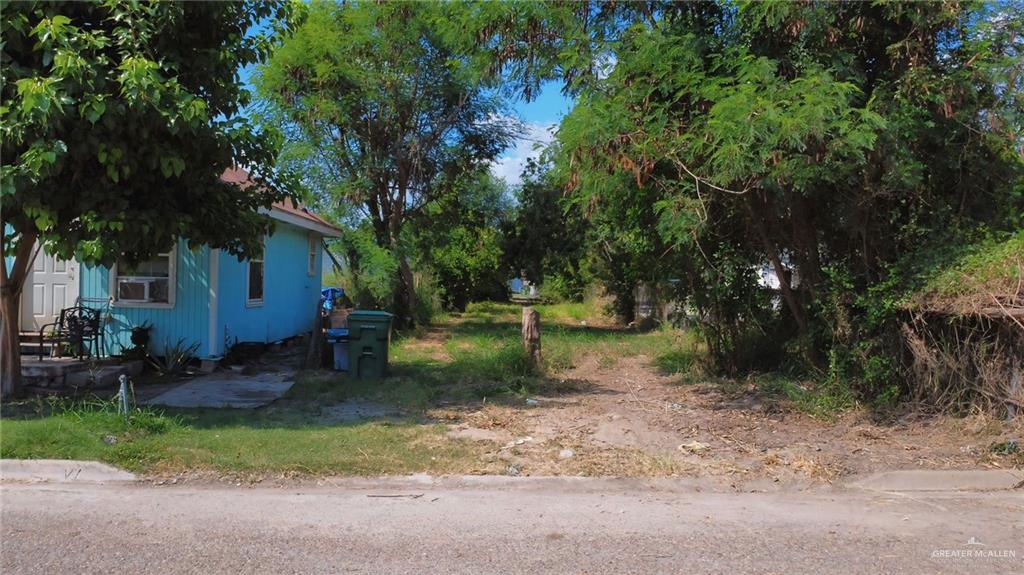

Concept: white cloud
[[490, 122, 557, 187], [595, 52, 617, 80]]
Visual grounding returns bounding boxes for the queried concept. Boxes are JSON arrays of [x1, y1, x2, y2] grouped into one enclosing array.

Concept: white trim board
[[108, 245, 177, 309], [208, 248, 220, 356], [260, 206, 342, 238], [245, 238, 265, 308]]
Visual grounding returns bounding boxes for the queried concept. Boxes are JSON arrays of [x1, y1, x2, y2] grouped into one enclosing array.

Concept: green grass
[[0, 398, 177, 466], [914, 230, 1023, 302], [433, 301, 854, 420], [0, 389, 482, 477], [754, 374, 857, 419], [125, 421, 473, 476], [285, 370, 438, 411], [396, 301, 692, 387], [652, 348, 697, 375], [459, 299, 607, 325], [390, 301, 710, 408], [0, 300, 721, 476], [3, 298, 860, 477], [535, 301, 595, 322]]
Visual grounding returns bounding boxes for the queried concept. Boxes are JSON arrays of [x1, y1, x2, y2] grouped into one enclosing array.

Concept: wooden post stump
[[305, 299, 324, 369], [522, 306, 542, 370]]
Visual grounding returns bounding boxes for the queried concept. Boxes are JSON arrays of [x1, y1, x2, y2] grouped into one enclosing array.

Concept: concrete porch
[[21, 356, 144, 394]]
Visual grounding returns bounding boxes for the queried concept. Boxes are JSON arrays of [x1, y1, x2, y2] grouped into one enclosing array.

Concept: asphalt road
[[2, 476, 1022, 574]]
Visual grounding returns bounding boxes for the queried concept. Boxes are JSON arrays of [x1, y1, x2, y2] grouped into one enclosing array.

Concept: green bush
[[325, 225, 399, 309], [539, 272, 588, 302], [412, 269, 444, 326], [653, 348, 695, 375]]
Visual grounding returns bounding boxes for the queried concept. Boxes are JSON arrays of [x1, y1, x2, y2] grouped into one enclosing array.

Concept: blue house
[[12, 168, 342, 360]]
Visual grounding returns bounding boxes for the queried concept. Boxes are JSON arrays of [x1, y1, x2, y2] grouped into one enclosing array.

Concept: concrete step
[[21, 385, 66, 397], [19, 332, 56, 357], [20, 343, 56, 356], [68, 365, 134, 389]]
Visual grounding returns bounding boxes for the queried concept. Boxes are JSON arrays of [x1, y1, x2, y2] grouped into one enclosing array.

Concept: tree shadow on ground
[[3, 313, 646, 432], [152, 373, 618, 432], [1, 345, 618, 431], [673, 372, 952, 429]]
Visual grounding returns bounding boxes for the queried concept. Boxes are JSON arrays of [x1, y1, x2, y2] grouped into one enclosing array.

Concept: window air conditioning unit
[[117, 278, 152, 302]]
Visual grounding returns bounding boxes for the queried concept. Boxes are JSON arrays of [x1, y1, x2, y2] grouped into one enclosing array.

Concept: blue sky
[[491, 81, 574, 187], [514, 81, 574, 125]]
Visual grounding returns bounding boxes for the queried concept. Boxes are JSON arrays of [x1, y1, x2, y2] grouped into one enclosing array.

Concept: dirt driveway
[[421, 331, 1022, 484]]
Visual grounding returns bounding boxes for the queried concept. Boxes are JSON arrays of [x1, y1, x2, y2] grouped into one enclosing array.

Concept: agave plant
[[147, 338, 200, 378]]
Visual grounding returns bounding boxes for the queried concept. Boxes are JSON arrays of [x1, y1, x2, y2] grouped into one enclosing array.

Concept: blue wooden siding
[[216, 223, 322, 352], [54, 222, 323, 359], [79, 239, 213, 358]]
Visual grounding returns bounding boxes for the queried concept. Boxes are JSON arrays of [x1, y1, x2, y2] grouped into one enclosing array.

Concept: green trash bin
[[347, 310, 393, 378]]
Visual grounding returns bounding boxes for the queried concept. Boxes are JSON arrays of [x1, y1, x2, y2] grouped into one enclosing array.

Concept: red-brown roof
[[219, 167, 343, 236], [219, 166, 252, 186], [271, 197, 342, 233]]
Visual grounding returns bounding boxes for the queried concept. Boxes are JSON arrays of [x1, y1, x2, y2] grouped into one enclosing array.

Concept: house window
[[307, 234, 318, 276], [247, 242, 265, 306], [112, 249, 175, 306]]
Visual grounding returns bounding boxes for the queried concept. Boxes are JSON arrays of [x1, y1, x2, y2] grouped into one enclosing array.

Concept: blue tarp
[[321, 287, 346, 312], [325, 328, 349, 341]]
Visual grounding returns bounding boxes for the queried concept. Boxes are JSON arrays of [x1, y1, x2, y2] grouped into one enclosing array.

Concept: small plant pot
[[130, 326, 151, 348]]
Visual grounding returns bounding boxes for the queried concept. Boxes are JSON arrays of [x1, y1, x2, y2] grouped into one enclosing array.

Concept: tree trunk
[[385, 231, 416, 328], [385, 201, 417, 328], [304, 298, 324, 370], [396, 253, 417, 326], [747, 194, 825, 368], [746, 195, 809, 335], [522, 306, 542, 371], [790, 195, 823, 298], [0, 293, 22, 398], [0, 229, 39, 399]]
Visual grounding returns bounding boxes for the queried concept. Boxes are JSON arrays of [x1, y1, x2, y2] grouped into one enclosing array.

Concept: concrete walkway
[[140, 370, 295, 408]]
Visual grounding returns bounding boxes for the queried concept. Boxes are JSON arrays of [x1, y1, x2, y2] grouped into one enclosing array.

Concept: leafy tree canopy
[[1, 0, 294, 396], [503, 158, 589, 302], [1, 0, 294, 265], [465, 0, 1023, 382], [413, 171, 512, 310], [255, 0, 520, 323]]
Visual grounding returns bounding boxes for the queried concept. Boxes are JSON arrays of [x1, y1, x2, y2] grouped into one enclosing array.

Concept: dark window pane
[[150, 278, 169, 303], [248, 261, 264, 301], [119, 253, 171, 277]]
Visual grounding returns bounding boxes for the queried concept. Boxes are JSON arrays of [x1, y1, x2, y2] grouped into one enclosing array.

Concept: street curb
[[3, 462, 1020, 492], [846, 469, 1024, 493], [0, 459, 136, 484]]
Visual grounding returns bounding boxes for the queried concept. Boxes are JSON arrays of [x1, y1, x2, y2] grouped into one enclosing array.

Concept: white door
[[20, 246, 79, 331]]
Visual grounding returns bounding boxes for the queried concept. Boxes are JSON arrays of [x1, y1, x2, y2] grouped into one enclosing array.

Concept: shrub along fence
[[902, 234, 1023, 417]]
